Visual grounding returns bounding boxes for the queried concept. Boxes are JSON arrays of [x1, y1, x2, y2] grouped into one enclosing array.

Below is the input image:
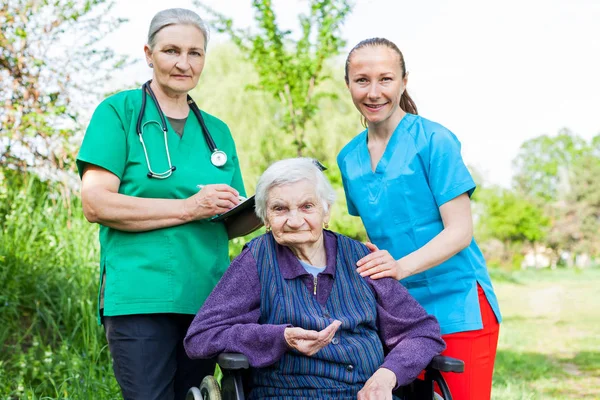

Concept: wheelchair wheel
[[200, 375, 222, 400], [186, 386, 203, 400]]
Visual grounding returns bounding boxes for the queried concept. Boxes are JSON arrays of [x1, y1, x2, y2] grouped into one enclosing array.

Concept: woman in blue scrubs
[[337, 37, 501, 400]]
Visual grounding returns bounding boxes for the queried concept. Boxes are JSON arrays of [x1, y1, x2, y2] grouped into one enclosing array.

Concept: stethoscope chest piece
[[211, 150, 227, 167]]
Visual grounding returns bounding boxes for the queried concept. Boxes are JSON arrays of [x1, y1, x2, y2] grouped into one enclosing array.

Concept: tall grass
[[0, 169, 119, 398]]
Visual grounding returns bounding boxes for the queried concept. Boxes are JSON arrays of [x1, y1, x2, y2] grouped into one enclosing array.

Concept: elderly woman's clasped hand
[[284, 320, 342, 356]]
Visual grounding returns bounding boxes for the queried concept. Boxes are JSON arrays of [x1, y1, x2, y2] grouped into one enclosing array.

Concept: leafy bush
[[0, 169, 119, 398]]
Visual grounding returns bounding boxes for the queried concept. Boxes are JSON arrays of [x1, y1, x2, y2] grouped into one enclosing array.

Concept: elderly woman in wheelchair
[[184, 158, 459, 400]]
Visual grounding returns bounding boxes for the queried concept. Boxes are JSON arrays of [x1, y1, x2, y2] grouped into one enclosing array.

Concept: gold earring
[[324, 222, 329, 229], [265, 226, 271, 233]]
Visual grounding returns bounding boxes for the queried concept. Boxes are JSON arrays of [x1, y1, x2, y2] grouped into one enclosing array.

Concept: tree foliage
[[0, 0, 127, 177], [474, 186, 550, 269], [497, 130, 600, 268], [477, 187, 549, 244], [195, 0, 352, 156], [512, 128, 589, 203], [546, 150, 600, 264]]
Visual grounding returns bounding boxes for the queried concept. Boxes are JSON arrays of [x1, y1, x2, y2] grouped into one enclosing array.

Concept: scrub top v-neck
[[167, 116, 187, 138], [337, 113, 501, 335], [77, 88, 246, 323]]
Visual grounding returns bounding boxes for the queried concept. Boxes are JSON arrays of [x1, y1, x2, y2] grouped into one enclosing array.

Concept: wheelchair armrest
[[217, 353, 250, 370], [427, 355, 464, 373]]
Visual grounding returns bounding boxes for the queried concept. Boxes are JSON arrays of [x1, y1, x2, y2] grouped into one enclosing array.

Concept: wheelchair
[[187, 352, 464, 400]]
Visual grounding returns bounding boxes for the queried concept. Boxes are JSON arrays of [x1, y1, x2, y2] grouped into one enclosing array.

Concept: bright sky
[[103, 0, 600, 187]]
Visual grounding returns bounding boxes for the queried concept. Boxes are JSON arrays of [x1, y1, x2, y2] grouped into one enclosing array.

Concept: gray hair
[[255, 158, 337, 223], [147, 8, 210, 51]]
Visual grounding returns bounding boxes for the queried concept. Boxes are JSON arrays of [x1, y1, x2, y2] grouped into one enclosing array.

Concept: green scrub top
[[76, 88, 246, 323]]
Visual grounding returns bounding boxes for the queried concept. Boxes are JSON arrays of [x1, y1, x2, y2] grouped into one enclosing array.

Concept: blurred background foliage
[[1, 0, 599, 398]]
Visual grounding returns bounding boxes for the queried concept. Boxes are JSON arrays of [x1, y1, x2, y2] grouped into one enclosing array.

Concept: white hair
[[255, 158, 336, 223], [147, 8, 210, 51]]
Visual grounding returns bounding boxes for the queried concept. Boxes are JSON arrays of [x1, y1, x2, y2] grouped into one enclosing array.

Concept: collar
[[274, 230, 338, 280]]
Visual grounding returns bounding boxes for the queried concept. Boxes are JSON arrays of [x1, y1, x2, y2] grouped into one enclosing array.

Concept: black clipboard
[[211, 195, 263, 239]]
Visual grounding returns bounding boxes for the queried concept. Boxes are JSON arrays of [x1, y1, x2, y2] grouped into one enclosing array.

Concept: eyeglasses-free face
[[265, 180, 330, 249], [145, 24, 207, 96], [346, 46, 408, 128]]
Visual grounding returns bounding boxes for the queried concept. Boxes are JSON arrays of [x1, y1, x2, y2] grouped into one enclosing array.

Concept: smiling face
[[346, 45, 408, 128], [144, 24, 206, 95], [265, 180, 330, 249]]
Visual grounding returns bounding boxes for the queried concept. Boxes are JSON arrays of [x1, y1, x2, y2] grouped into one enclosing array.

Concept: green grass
[[492, 268, 600, 399], [0, 171, 121, 399]]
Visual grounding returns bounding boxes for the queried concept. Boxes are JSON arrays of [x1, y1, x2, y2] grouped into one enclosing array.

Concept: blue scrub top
[[337, 113, 501, 335]]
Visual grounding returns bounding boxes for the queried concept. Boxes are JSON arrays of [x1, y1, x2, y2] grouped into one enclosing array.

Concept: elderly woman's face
[[266, 180, 329, 248], [145, 24, 206, 95]]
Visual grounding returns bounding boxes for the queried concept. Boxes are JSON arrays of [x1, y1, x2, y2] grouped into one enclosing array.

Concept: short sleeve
[[340, 173, 359, 216], [427, 128, 475, 207], [76, 100, 127, 180]]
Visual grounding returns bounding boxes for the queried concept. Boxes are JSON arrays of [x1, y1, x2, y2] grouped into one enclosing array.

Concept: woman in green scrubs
[[77, 8, 245, 400]]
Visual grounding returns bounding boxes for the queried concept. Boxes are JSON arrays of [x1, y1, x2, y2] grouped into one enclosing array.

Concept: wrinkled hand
[[357, 368, 397, 400], [356, 242, 400, 280], [284, 320, 342, 356], [183, 184, 240, 221]]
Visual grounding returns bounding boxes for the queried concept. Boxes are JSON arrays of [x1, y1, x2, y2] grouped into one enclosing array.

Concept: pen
[[197, 185, 246, 201]]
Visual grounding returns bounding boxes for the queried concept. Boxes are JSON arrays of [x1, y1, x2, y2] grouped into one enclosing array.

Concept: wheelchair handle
[[429, 355, 465, 373], [218, 353, 250, 370]]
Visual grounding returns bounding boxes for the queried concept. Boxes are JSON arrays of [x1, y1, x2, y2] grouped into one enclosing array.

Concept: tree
[[195, 0, 352, 156], [476, 186, 550, 268], [0, 0, 127, 179], [511, 130, 600, 267], [591, 133, 600, 158], [547, 153, 600, 266], [512, 128, 590, 203]]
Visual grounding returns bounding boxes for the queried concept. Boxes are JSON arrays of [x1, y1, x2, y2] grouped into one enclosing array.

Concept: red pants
[[438, 284, 500, 400]]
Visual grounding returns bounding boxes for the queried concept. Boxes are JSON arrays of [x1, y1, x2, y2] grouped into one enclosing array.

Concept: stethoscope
[[136, 80, 227, 179]]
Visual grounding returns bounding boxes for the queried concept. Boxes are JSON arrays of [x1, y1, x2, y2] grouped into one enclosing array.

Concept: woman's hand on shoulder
[[356, 242, 405, 280], [284, 320, 341, 356], [358, 368, 396, 400], [183, 184, 240, 221]]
